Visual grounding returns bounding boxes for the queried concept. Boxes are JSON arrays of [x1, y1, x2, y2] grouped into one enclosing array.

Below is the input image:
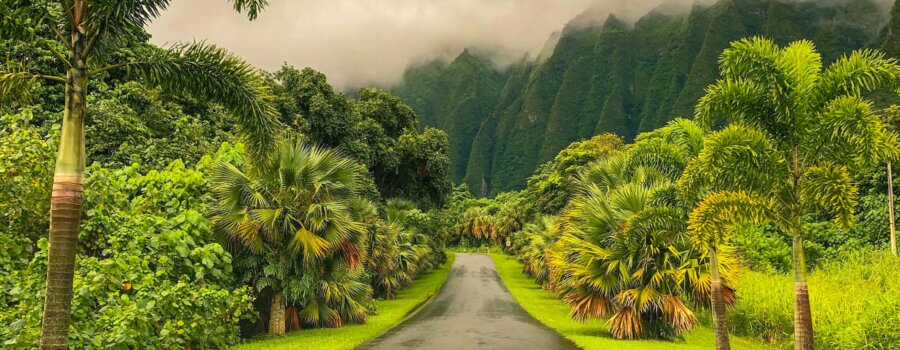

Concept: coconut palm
[[1, 1, 276, 347], [692, 37, 900, 350], [210, 137, 369, 335]]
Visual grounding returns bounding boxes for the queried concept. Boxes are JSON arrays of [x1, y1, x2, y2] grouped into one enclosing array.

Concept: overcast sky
[[149, 0, 689, 89]]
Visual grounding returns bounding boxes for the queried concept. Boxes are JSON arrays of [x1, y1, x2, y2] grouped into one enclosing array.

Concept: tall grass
[[731, 250, 900, 349]]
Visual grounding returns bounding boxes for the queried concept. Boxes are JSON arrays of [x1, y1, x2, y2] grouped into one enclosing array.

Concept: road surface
[[357, 253, 579, 350]]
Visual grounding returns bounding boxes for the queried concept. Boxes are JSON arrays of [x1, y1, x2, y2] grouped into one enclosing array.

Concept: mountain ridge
[[394, 0, 892, 196]]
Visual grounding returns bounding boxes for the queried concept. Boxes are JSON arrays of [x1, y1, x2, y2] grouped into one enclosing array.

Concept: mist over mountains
[[392, 0, 896, 196]]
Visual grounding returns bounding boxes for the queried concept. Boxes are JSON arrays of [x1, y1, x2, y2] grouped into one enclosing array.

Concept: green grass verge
[[232, 254, 455, 350], [490, 253, 768, 350]]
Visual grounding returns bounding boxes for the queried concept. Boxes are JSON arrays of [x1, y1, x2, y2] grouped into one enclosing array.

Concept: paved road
[[357, 253, 579, 350]]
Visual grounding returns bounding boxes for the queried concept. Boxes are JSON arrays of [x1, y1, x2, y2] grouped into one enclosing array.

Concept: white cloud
[[147, 0, 702, 89]]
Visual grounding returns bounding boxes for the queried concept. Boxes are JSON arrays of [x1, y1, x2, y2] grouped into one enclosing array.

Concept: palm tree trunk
[[792, 234, 814, 350], [790, 146, 814, 350], [709, 247, 731, 350], [40, 7, 88, 348], [269, 290, 286, 336], [888, 161, 896, 256]]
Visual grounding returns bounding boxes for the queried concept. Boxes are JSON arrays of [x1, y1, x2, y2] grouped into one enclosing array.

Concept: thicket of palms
[[513, 215, 562, 286], [456, 202, 525, 249], [367, 198, 433, 299], [1, 1, 275, 347], [687, 37, 900, 350], [210, 138, 370, 335], [542, 119, 741, 339]]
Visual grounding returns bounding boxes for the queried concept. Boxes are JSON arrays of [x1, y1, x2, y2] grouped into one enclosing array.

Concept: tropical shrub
[[0, 110, 56, 294], [0, 160, 254, 349], [731, 225, 794, 273], [86, 81, 236, 169]]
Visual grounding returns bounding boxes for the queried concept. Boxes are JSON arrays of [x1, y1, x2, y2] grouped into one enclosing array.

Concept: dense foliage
[[3, 0, 900, 349], [0, 6, 453, 345], [0, 129, 255, 348], [732, 250, 900, 348], [267, 67, 452, 209]]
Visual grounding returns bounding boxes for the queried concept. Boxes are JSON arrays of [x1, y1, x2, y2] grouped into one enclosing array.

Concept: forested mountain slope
[[393, 0, 892, 196]]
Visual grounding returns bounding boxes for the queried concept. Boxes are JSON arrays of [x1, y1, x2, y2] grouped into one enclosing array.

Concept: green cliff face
[[394, 0, 890, 196]]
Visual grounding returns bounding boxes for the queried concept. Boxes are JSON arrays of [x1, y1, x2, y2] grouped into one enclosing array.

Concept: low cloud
[[151, 0, 890, 90], [149, 0, 698, 89]]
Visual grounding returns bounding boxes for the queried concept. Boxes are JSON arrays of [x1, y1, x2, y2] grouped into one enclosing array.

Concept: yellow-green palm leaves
[[212, 139, 365, 264], [547, 133, 733, 340], [514, 216, 563, 286], [368, 198, 432, 299], [210, 137, 371, 328]]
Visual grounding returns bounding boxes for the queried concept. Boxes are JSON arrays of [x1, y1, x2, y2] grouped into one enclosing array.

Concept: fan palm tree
[[548, 138, 738, 339], [1, 1, 276, 347], [458, 206, 493, 246], [368, 198, 428, 299], [692, 37, 900, 350], [210, 137, 368, 335], [367, 221, 403, 299], [494, 203, 524, 248], [552, 179, 731, 339]]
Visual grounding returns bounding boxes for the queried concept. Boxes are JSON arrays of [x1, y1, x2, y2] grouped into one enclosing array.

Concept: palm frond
[[810, 95, 897, 167], [814, 49, 900, 106], [101, 42, 279, 164], [678, 124, 787, 206], [799, 162, 857, 228], [688, 191, 769, 248]]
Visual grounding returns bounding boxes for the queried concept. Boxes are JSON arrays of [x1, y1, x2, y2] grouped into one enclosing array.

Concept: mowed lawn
[[232, 254, 455, 350], [490, 254, 768, 350]]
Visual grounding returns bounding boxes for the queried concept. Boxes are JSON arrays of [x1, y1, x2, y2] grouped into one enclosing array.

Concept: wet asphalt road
[[357, 253, 579, 350]]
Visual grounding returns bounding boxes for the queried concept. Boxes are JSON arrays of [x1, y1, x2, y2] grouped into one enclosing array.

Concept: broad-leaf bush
[[0, 110, 56, 305], [0, 157, 254, 349]]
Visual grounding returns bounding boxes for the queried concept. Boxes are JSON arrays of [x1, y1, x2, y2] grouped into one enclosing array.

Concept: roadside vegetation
[[491, 254, 766, 350], [233, 254, 454, 350]]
